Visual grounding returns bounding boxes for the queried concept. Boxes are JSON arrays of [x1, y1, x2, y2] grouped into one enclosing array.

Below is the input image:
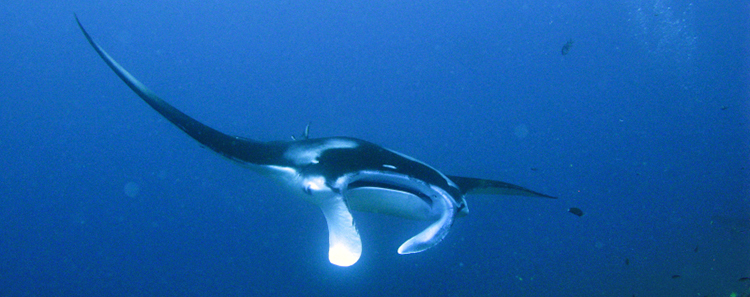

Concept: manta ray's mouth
[[340, 172, 446, 221], [346, 179, 433, 206]]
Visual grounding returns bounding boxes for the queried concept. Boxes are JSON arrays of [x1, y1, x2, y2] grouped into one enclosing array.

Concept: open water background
[[1, 0, 748, 296]]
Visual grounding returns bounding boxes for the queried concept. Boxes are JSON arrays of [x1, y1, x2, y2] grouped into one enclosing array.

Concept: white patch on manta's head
[[304, 175, 327, 192], [333, 173, 355, 190], [301, 175, 336, 205], [285, 139, 358, 166]]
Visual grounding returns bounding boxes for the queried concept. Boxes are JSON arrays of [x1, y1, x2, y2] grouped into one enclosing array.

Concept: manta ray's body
[[76, 16, 555, 266]]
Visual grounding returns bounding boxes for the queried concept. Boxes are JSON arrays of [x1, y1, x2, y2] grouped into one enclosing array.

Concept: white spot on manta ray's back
[[285, 139, 358, 166]]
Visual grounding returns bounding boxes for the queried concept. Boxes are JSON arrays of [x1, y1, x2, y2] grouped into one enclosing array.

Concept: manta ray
[[75, 15, 556, 266]]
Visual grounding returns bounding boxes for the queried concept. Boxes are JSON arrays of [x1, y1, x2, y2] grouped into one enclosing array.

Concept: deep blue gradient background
[[1, 0, 748, 296]]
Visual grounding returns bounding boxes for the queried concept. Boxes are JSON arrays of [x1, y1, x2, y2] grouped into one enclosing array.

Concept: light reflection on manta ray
[[75, 15, 556, 267]]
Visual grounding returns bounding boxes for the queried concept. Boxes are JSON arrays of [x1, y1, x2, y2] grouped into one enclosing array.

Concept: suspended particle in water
[[124, 182, 140, 198]]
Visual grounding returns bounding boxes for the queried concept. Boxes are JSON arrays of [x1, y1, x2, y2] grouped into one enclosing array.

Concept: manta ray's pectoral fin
[[318, 195, 362, 266], [447, 175, 556, 199], [397, 192, 455, 255]]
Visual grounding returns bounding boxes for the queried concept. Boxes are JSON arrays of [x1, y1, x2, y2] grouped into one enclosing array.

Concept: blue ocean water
[[1, 0, 748, 296]]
